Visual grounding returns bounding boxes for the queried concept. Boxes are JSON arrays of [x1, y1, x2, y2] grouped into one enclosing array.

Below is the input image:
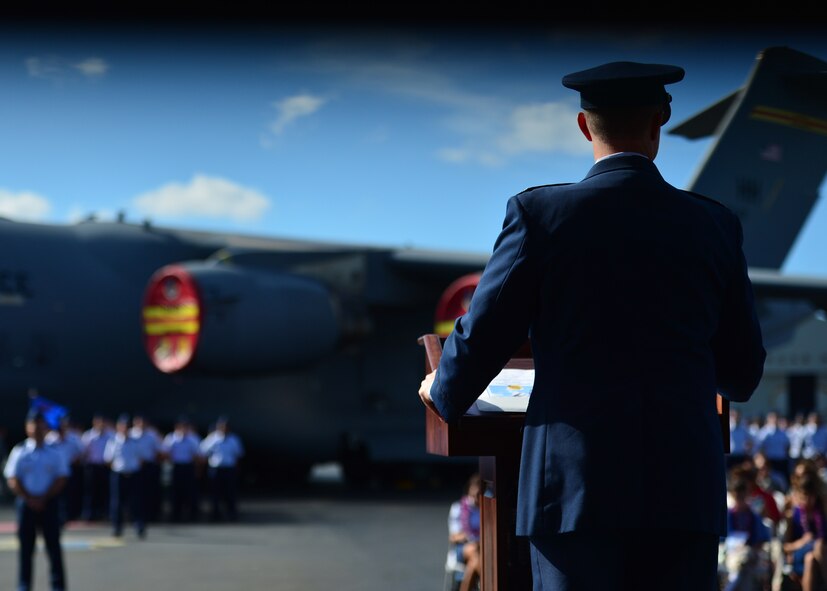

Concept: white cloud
[[25, 55, 109, 82], [270, 94, 326, 135], [304, 52, 495, 115], [0, 190, 52, 221], [294, 48, 589, 166], [66, 206, 88, 223], [133, 175, 270, 222], [73, 58, 109, 78], [498, 102, 590, 156], [436, 148, 470, 164], [435, 101, 589, 167], [25, 56, 62, 80]]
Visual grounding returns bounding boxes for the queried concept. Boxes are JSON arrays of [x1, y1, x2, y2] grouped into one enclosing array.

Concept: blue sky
[[1, 22, 826, 274]]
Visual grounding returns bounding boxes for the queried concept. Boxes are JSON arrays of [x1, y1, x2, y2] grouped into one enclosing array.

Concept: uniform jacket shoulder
[[681, 190, 742, 236], [518, 182, 573, 195], [514, 183, 575, 209], [681, 189, 733, 214]]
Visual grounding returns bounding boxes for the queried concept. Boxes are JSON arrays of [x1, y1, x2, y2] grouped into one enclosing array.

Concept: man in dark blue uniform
[[419, 61, 766, 590]]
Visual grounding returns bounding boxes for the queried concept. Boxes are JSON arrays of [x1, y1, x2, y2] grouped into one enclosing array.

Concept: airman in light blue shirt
[[104, 415, 145, 538], [201, 416, 243, 521], [162, 416, 202, 522], [3, 410, 69, 591]]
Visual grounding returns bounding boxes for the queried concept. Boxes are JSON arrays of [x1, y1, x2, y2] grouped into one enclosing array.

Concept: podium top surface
[[417, 333, 729, 456]]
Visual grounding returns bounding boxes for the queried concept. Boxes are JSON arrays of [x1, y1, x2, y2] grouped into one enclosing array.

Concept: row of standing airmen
[[3, 409, 244, 591], [43, 412, 245, 536], [730, 410, 827, 476]]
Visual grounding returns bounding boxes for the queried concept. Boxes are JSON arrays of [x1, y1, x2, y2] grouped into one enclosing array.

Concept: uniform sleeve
[[80, 433, 91, 459], [711, 213, 766, 402], [431, 195, 538, 422], [55, 450, 70, 478], [70, 437, 83, 462], [103, 440, 114, 463], [3, 446, 21, 479]]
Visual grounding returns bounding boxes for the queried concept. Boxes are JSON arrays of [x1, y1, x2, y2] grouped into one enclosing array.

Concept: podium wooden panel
[[419, 334, 531, 591], [419, 333, 730, 591]]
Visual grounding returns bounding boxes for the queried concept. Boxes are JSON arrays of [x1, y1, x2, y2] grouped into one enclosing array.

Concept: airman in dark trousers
[[4, 410, 70, 591]]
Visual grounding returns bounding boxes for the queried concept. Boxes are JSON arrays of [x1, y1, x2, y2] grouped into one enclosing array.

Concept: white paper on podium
[[474, 368, 534, 413]]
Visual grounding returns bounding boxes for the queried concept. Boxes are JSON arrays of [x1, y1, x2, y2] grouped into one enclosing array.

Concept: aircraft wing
[[749, 269, 827, 310], [387, 249, 488, 278]]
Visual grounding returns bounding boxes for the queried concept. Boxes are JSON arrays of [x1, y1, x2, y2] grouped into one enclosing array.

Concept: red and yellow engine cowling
[[433, 272, 481, 338]]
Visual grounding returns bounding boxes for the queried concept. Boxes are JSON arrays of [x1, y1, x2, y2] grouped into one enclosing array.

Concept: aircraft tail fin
[[669, 46, 827, 269]]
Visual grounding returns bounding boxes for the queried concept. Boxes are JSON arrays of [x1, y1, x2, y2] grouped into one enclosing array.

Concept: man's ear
[[577, 112, 592, 142], [650, 110, 663, 141]]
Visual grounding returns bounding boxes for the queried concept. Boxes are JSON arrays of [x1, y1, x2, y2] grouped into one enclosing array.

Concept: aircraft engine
[[434, 273, 481, 337], [141, 262, 340, 374]]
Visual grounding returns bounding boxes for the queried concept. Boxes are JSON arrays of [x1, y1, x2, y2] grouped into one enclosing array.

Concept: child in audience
[[783, 471, 827, 590], [722, 472, 772, 590]]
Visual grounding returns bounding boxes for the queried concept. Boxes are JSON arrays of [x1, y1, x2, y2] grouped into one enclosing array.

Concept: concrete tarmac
[[0, 479, 460, 591]]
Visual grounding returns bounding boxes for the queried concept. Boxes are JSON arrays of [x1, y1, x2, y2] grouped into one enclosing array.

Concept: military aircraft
[[672, 46, 827, 357], [2, 46, 827, 486]]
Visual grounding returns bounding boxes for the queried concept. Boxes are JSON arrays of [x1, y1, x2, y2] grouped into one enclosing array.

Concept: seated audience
[[782, 471, 827, 590], [457, 473, 482, 591], [722, 471, 772, 591]]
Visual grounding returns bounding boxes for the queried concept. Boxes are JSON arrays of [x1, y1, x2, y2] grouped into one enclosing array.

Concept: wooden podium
[[419, 333, 730, 591], [419, 334, 531, 591]]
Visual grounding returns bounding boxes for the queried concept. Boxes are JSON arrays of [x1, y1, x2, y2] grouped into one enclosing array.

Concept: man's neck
[[595, 151, 650, 163], [592, 137, 655, 162]]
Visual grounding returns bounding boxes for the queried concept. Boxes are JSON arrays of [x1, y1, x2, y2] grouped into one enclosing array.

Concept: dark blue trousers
[[56, 465, 83, 528], [16, 497, 66, 591], [66, 464, 84, 522], [110, 471, 145, 536], [529, 528, 719, 591], [170, 463, 199, 522], [140, 462, 162, 522], [209, 466, 239, 520], [82, 462, 110, 520]]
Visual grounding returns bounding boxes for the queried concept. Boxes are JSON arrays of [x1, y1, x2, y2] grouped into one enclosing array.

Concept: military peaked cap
[[562, 61, 685, 111]]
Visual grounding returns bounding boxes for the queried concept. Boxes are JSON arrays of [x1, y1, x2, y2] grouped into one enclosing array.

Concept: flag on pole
[[27, 389, 69, 430]]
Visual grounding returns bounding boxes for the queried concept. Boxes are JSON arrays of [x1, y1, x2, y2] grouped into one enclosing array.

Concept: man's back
[[431, 154, 764, 537], [512, 154, 765, 536], [421, 60, 766, 590]]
